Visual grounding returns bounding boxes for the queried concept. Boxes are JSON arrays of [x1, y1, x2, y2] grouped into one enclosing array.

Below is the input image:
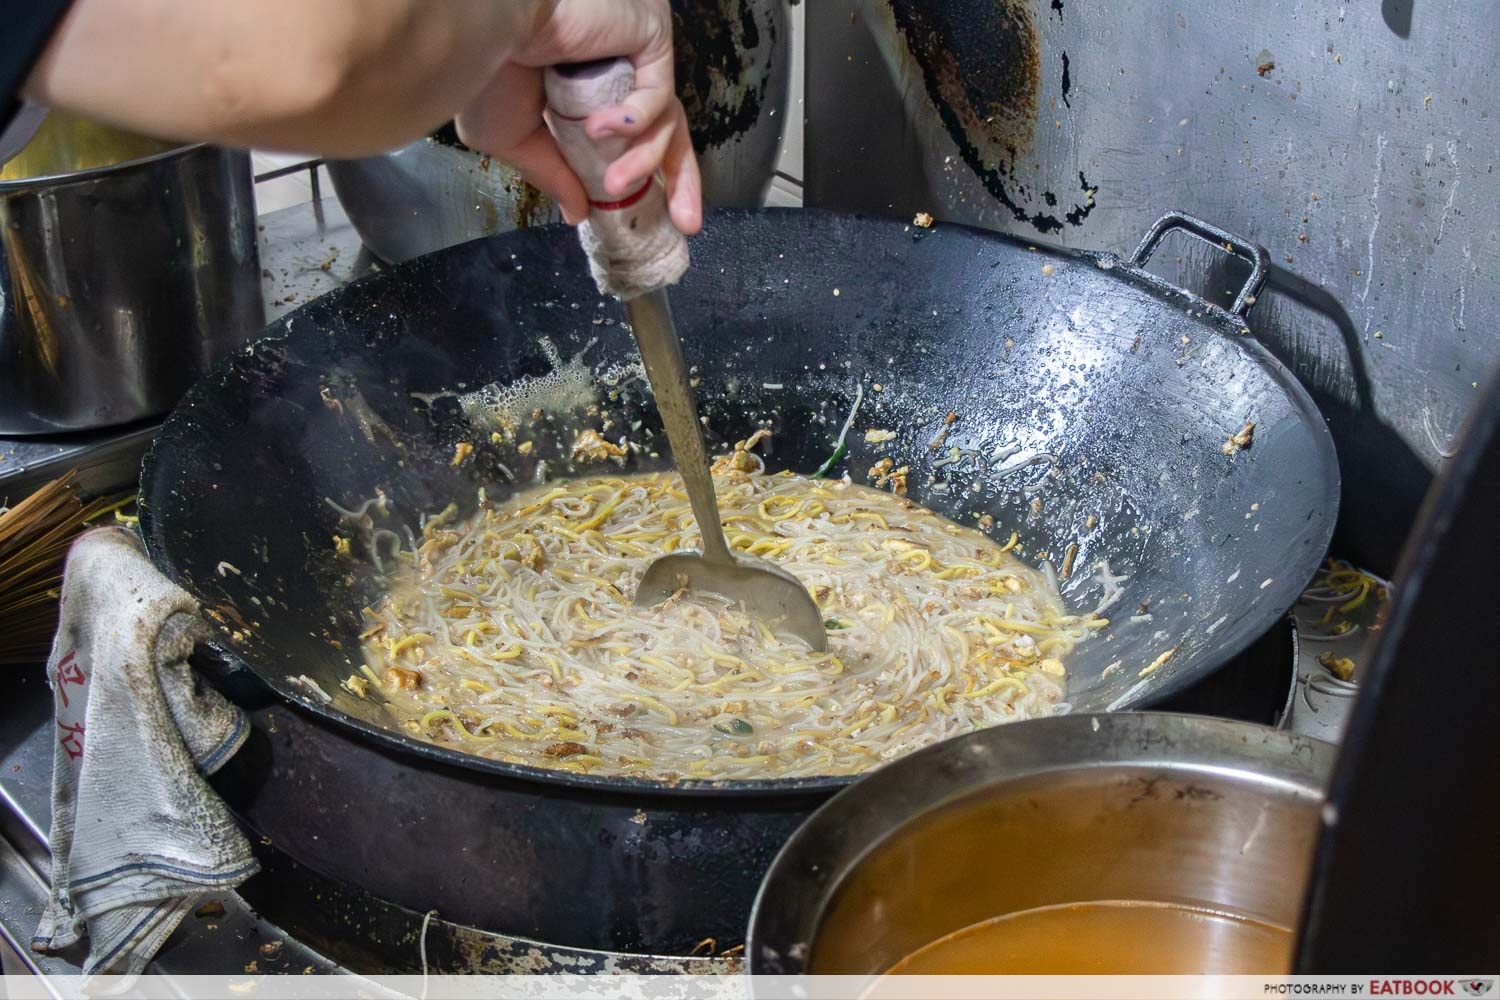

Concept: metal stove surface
[[0, 667, 736, 980], [0, 617, 1309, 981], [1285, 563, 1388, 743]]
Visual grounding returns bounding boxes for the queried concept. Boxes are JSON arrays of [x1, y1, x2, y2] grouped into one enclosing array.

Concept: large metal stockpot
[[748, 712, 1333, 974], [0, 113, 261, 434], [327, 133, 559, 265]]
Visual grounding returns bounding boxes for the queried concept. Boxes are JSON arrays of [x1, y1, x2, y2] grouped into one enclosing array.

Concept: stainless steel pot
[[327, 137, 558, 265], [675, 0, 791, 207], [0, 114, 261, 435], [748, 712, 1334, 975]]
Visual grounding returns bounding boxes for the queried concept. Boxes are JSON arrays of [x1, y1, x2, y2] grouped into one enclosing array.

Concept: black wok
[[140, 208, 1337, 950]]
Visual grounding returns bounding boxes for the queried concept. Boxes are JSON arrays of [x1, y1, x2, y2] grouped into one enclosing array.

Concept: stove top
[[0, 196, 1369, 983], [0, 669, 346, 978]]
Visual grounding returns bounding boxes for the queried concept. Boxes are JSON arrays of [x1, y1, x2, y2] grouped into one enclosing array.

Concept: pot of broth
[[747, 712, 1333, 975]]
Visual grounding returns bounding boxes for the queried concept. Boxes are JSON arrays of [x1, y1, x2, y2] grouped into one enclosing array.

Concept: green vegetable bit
[[823, 619, 848, 630], [714, 718, 754, 736], [811, 442, 848, 479]]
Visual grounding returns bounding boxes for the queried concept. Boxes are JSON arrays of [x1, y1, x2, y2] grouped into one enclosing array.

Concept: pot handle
[[1128, 211, 1270, 318]]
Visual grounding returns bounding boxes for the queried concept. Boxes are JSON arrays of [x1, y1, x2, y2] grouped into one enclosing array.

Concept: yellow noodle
[[366, 467, 1083, 780]]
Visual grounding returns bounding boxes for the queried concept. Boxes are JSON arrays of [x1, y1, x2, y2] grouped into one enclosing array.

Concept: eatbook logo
[[1461, 981, 1495, 997]]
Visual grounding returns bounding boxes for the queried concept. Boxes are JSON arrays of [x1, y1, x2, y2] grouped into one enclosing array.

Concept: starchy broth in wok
[[355, 453, 1101, 780]]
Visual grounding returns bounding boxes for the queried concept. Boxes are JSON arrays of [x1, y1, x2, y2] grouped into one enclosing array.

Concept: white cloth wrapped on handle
[[32, 526, 256, 979], [544, 58, 689, 301]]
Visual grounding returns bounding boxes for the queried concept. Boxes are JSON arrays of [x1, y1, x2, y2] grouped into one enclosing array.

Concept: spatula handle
[[543, 59, 689, 301], [625, 290, 734, 565]]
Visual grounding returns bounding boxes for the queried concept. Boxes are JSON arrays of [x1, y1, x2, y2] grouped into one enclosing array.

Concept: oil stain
[[889, 0, 1096, 234], [504, 172, 553, 230], [673, 0, 771, 153], [428, 123, 553, 230]]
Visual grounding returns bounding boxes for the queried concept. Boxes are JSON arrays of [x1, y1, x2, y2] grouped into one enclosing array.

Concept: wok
[[141, 208, 1337, 789], [139, 208, 1337, 951]]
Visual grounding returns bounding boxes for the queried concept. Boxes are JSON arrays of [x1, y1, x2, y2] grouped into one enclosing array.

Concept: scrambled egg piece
[[571, 429, 627, 463]]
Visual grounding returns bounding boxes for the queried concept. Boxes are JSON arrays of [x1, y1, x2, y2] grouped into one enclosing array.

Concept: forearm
[[25, 0, 554, 156], [19, 0, 698, 235]]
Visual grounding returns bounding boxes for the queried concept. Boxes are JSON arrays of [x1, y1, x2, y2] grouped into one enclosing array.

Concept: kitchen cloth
[[31, 526, 257, 978], [542, 61, 689, 301]]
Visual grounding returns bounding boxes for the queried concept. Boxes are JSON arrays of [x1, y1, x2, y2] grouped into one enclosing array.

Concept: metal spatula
[[543, 58, 827, 652]]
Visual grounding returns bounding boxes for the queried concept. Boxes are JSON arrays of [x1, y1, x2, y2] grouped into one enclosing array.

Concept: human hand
[[456, 0, 702, 236], [26, 0, 700, 234]]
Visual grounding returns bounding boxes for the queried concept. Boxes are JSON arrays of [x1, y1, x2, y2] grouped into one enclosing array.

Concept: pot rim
[[0, 139, 209, 191]]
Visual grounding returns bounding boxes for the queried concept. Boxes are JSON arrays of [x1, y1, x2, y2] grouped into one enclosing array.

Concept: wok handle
[[542, 58, 689, 301], [1128, 211, 1270, 318]]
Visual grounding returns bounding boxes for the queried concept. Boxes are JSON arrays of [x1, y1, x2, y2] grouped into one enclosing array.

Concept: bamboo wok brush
[[0, 472, 115, 666]]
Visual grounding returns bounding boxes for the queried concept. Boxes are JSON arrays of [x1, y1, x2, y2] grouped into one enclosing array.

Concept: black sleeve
[[2, 0, 77, 130]]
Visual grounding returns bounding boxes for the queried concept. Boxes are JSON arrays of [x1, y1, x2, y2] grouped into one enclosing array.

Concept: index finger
[[583, 47, 675, 139]]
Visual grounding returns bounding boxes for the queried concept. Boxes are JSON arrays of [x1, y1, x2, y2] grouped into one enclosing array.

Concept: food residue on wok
[[1221, 420, 1256, 456]]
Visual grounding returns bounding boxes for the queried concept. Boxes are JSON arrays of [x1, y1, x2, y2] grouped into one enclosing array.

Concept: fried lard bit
[[711, 429, 771, 476], [1221, 420, 1255, 456], [1317, 651, 1356, 681], [571, 428, 628, 463], [386, 666, 422, 689], [866, 456, 910, 495]]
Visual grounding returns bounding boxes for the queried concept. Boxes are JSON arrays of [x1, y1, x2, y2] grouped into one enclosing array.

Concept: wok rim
[[139, 208, 1340, 799]]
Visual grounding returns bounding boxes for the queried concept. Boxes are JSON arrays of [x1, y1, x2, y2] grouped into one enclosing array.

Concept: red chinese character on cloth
[[58, 721, 85, 760], [54, 652, 84, 708]]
